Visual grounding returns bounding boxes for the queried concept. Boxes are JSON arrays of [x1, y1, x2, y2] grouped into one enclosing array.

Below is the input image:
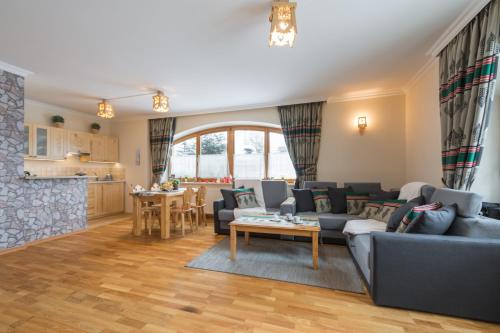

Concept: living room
[[0, 0, 499, 332]]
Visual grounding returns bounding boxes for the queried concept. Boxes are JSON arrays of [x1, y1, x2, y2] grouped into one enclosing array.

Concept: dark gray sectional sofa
[[213, 181, 500, 323], [213, 180, 289, 235], [348, 185, 500, 323]]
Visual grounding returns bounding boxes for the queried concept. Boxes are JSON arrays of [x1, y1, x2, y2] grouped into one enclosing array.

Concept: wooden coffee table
[[229, 216, 321, 270]]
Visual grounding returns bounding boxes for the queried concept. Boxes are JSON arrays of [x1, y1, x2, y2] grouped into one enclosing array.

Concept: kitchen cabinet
[[88, 182, 124, 219], [90, 135, 118, 163], [50, 127, 67, 160], [90, 135, 106, 162], [87, 183, 103, 218], [105, 136, 119, 162], [23, 123, 119, 162], [23, 124, 32, 157], [24, 124, 53, 159], [68, 131, 90, 154], [102, 182, 125, 214]]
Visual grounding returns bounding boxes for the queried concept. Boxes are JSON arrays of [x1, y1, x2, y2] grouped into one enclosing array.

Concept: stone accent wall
[[0, 69, 87, 250]]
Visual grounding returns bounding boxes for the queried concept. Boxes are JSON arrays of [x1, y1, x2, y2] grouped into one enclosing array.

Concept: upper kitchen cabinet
[[23, 123, 118, 162], [90, 135, 119, 162], [90, 134, 106, 162], [105, 136, 119, 162], [24, 124, 52, 159], [50, 127, 67, 160], [67, 131, 90, 154]]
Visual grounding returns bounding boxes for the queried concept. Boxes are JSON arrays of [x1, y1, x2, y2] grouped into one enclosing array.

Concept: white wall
[[405, 60, 442, 187], [405, 59, 500, 202], [25, 99, 112, 135], [318, 95, 407, 190], [111, 120, 150, 212]]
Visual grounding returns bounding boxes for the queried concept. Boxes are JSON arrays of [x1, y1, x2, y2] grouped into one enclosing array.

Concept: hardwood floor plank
[[0, 216, 498, 333]]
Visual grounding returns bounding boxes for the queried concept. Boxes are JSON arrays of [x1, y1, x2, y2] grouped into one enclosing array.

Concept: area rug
[[186, 237, 365, 293]]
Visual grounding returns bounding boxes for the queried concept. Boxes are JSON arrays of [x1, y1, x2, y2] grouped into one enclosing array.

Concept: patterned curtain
[[278, 102, 323, 188], [149, 117, 176, 185], [439, 0, 499, 190]]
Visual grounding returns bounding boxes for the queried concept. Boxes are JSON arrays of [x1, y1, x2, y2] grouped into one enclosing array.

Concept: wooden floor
[[0, 215, 498, 333]]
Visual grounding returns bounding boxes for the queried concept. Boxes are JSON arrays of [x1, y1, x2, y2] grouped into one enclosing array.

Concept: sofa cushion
[[328, 186, 352, 213], [421, 185, 436, 203], [221, 189, 238, 210], [386, 196, 424, 232], [369, 190, 400, 201], [446, 216, 500, 239], [311, 188, 331, 213], [262, 180, 288, 209], [297, 212, 363, 230], [405, 204, 457, 235], [347, 234, 371, 283], [344, 182, 381, 194], [303, 181, 337, 189], [430, 188, 482, 218], [372, 200, 407, 223], [292, 189, 315, 212], [397, 202, 443, 233], [218, 209, 235, 221], [346, 192, 370, 215], [234, 188, 259, 208], [358, 201, 384, 219]]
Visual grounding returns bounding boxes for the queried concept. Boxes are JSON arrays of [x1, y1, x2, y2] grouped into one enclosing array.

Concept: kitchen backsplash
[[24, 156, 125, 179]]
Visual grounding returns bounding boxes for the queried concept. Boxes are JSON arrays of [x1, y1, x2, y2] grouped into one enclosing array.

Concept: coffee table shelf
[[229, 217, 321, 270]]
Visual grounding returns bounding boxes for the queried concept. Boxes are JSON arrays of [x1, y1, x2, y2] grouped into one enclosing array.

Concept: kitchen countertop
[[88, 180, 126, 184], [23, 176, 96, 180]]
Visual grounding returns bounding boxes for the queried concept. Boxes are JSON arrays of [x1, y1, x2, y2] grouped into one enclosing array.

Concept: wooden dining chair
[[171, 188, 195, 236], [140, 196, 161, 236], [192, 186, 207, 227]]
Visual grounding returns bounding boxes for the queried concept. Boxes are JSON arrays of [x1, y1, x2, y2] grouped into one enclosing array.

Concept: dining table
[[129, 187, 198, 239]]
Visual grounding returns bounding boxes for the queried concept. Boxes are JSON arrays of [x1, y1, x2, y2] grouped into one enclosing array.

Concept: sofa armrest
[[213, 199, 226, 234], [280, 197, 296, 216], [370, 232, 500, 323]]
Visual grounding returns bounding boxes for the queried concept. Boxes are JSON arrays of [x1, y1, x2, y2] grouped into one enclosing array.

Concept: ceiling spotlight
[[152, 91, 169, 113], [269, 0, 297, 47], [97, 100, 114, 119]]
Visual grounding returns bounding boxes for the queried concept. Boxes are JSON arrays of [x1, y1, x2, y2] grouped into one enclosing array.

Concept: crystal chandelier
[[269, 0, 297, 47], [152, 91, 169, 113], [97, 100, 115, 119]]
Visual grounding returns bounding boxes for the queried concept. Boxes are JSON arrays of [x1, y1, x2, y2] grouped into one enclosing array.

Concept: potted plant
[[52, 115, 65, 128], [90, 122, 101, 134], [171, 179, 180, 190]]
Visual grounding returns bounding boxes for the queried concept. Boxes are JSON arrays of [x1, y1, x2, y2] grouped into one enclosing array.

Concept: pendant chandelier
[[269, 0, 297, 47], [97, 100, 115, 119], [96, 90, 170, 118], [152, 91, 169, 113]]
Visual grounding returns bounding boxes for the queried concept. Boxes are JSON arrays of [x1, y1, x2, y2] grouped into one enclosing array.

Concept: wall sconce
[[358, 116, 367, 130]]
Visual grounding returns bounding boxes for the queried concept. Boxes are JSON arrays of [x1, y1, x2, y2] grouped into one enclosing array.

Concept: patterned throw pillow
[[311, 188, 331, 213], [346, 193, 370, 215], [234, 188, 259, 209], [358, 201, 384, 219], [397, 202, 443, 233], [372, 200, 407, 223]]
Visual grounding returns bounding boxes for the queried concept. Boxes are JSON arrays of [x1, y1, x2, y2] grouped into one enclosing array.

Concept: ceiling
[[0, 0, 471, 118]]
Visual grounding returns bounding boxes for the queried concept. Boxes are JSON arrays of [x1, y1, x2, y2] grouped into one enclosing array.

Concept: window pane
[[199, 132, 228, 178], [234, 130, 265, 179], [170, 137, 196, 179], [268, 132, 296, 179]]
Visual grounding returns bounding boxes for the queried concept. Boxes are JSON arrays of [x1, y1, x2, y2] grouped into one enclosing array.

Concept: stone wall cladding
[[0, 69, 87, 250]]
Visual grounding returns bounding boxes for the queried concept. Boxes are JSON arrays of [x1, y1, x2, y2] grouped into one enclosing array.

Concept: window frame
[[170, 125, 292, 180]]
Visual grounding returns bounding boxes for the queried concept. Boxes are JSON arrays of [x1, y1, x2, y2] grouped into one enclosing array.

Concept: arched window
[[169, 126, 296, 181]]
